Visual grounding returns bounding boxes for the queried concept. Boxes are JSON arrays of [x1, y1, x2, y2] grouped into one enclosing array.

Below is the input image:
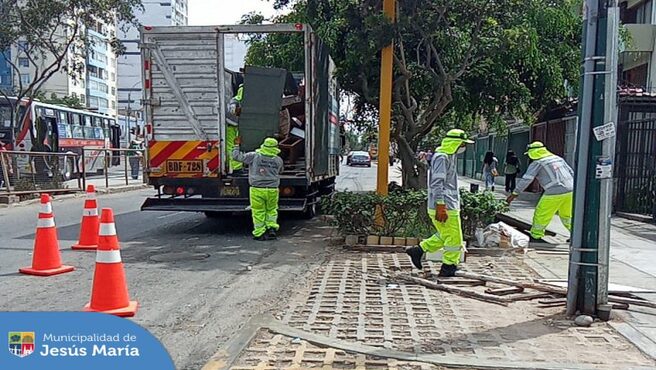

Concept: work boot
[[405, 245, 424, 270], [529, 236, 551, 247], [438, 263, 458, 277], [266, 228, 277, 240], [253, 234, 267, 241]]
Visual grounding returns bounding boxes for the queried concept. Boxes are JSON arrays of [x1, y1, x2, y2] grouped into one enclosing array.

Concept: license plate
[[166, 160, 203, 173], [220, 186, 240, 197]]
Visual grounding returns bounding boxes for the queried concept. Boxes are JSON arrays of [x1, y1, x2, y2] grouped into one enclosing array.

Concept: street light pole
[[376, 0, 396, 197], [567, 0, 619, 318]]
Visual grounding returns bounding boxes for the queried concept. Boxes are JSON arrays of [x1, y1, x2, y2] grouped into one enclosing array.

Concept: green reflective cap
[[263, 137, 279, 147], [525, 141, 545, 154], [445, 129, 474, 144]]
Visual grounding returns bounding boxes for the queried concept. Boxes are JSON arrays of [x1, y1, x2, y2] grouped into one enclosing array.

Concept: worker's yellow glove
[[435, 204, 448, 223]]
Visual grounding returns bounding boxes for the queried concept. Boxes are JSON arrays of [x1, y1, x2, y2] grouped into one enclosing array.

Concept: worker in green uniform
[[406, 129, 474, 277], [227, 84, 244, 172], [232, 136, 284, 240], [506, 141, 574, 242]]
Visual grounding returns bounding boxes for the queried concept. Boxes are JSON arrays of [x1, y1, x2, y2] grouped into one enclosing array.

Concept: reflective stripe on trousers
[[226, 126, 242, 171], [420, 209, 464, 266], [250, 187, 280, 237], [531, 192, 573, 239]]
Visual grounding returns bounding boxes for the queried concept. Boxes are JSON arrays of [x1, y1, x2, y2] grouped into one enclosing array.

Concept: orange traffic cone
[[84, 208, 138, 317], [19, 194, 75, 276], [72, 185, 99, 250]]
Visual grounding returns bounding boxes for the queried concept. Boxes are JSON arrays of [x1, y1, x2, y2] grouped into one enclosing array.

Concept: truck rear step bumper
[[141, 197, 307, 213]]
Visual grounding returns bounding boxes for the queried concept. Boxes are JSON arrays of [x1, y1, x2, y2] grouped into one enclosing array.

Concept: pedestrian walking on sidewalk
[[504, 150, 520, 193], [406, 129, 474, 277], [127, 136, 143, 180], [0, 140, 13, 188], [232, 136, 284, 241], [482, 151, 499, 191], [506, 142, 574, 242]]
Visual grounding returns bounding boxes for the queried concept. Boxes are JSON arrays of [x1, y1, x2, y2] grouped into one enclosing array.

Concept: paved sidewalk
[[225, 253, 655, 369], [458, 176, 656, 360]]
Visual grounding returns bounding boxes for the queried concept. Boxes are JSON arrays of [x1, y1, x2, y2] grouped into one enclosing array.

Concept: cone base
[[19, 265, 75, 276], [71, 244, 97, 250], [84, 300, 138, 317]]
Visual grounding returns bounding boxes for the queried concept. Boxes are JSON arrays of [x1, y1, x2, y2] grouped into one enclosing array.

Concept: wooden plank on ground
[[485, 286, 524, 296], [393, 273, 509, 306], [455, 271, 567, 295]]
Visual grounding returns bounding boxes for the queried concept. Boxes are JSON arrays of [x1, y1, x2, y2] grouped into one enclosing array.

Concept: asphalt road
[[0, 163, 401, 368], [0, 189, 333, 369], [336, 160, 403, 192]]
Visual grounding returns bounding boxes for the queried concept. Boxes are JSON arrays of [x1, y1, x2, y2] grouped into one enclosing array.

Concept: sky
[[188, 0, 278, 25]]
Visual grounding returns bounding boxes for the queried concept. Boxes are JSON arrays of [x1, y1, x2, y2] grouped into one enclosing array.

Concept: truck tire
[[303, 197, 317, 219]]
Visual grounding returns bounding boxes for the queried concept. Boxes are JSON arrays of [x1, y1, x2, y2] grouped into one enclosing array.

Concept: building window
[[18, 58, 29, 67], [99, 97, 108, 108], [111, 100, 116, 109], [80, 94, 86, 104], [111, 72, 115, 81], [88, 96, 99, 108], [111, 87, 116, 95], [20, 73, 30, 84], [17, 41, 29, 51]]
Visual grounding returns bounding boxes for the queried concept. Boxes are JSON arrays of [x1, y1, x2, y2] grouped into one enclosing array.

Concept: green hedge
[[321, 188, 508, 240]]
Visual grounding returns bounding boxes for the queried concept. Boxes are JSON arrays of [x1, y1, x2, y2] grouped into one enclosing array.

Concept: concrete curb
[[609, 317, 656, 361], [203, 314, 599, 370], [0, 184, 148, 209]]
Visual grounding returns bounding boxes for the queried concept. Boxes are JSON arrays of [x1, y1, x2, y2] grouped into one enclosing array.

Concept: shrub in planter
[[459, 189, 509, 240], [321, 189, 432, 238]]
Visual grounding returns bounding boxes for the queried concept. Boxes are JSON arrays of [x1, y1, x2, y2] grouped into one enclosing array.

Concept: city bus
[[0, 97, 117, 180]]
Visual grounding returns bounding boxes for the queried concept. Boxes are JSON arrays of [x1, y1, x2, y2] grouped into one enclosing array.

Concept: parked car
[[349, 151, 371, 167]]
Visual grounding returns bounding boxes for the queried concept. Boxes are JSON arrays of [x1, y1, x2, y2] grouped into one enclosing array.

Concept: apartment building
[[117, 0, 189, 116]]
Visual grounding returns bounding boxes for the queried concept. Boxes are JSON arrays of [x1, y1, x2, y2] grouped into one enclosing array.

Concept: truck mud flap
[[141, 197, 307, 213]]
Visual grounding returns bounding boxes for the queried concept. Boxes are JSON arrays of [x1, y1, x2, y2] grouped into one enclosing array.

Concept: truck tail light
[[281, 187, 295, 197], [176, 187, 185, 195], [163, 185, 174, 195]]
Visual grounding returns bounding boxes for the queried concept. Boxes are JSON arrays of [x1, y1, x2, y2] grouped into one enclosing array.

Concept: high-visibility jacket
[[428, 152, 460, 210], [515, 155, 574, 195]]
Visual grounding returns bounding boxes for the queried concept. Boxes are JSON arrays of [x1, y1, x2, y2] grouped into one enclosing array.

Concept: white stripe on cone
[[96, 250, 122, 263], [37, 217, 55, 228], [83, 208, 99, 217], [99, 223, 116, 236], [40, 203, 52, 214], [86, 192, 96, 199]]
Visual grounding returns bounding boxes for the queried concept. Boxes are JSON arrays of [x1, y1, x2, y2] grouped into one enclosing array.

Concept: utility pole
[[375, 0, 396, 197], [567, 0, 619, 318]]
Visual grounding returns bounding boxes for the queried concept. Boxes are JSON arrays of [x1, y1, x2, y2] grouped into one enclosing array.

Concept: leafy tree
[[246, 0, 581, 189], [0, 0, 142, 140], [35, 92, 85, 109]]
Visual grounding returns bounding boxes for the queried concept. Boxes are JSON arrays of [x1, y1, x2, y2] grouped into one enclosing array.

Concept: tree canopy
[[245, 0, 581, 188], [0, 0, 142, 118]]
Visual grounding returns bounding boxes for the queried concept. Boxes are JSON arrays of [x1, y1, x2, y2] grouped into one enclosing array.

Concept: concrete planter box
[[393, 237, 406, 246], [345, 235, 359, 246], [366, 235, 380, 245], [405, 237, 419, 246], [379, 236, 393, 245]]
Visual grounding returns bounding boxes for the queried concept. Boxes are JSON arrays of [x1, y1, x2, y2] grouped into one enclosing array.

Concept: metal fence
[[615, 118, 656, 219], [81, 148, 146, 190], [0, 150, 83, 199], [0, 148, 145, 200]]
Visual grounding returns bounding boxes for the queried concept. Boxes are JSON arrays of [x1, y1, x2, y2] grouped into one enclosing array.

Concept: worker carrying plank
[[506, 141, 574, 243], [406, 129, 474, 277], [233, 136, 284, 241]]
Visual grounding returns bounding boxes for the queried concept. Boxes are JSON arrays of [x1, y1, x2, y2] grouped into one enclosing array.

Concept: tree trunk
[[397, 140, 426, 190]]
